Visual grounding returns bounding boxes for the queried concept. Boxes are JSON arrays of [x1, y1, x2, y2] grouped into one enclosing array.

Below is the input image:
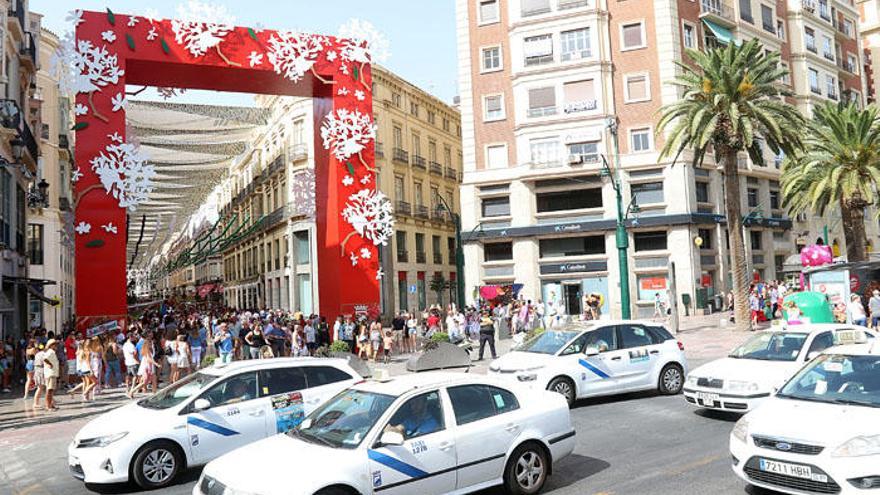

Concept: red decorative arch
[[74, 10, 383, 330]]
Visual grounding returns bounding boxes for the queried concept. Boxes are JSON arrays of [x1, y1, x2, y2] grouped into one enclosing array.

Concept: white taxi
[[730, 336, 880, 494], [196, 372, 575, 495], [684, 324, 875, 413], [489, 321, 688, 406], [68, 357, 360, 489]]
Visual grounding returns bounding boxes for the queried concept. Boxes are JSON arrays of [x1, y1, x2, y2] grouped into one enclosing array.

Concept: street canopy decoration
[[70, 6, 391, 330]]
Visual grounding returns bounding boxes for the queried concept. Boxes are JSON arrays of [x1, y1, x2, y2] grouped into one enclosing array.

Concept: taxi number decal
[[629, 349, 650, 363], [226, 407, 240, 416], [372, 470, 382, 487], [411, 440, 427, 455]]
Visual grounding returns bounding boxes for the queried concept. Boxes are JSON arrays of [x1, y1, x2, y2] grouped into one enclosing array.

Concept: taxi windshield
[[519, 330, 581, 354], [728, 332, 808, 361], [139, 372, 217, 410], [778, 354, 880, 407], [290, 389, 395, 449]]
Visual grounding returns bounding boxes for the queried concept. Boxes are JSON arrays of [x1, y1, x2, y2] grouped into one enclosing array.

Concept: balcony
[[20, 32, 36, 70], [395, 200, 411, 216], [0, 99, 38, 163], [412, 155, 427, 170], [448, 250, 456, 264], [563, 99, 597, 114], [429, 161, 443, 175], [433, 253, 443, 264], [444, 166, 458, 180], [802, 0, 816, 14], [396, 250, 408, 263], [415, 251, 427, 264], [838, 59, 857, 76], [558, 0, 588, 9], [805, 42, 817, 54], [527, 106, 557, 118], [834, 18, 853, 39], [823, 51, 835, 62], [58, 134, 70, 150], [700, 0, 735, 26], [290, 143, 308, 162], [432, 209, 449, 223], [7, 0, 24, 38], [414, 204, 430, 219], [524, 54, 553, 67], [393, 147, 409, 164]]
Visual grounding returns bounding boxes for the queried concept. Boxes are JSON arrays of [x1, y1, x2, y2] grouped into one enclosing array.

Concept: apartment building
[[218, 66, 462, 316], [860, 0, 880, 101], [27, 27, 74, 333], [456, 0, 874, 319]]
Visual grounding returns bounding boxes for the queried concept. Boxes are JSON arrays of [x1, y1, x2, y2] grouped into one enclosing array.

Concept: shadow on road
[[693, 408, 743, 423], [86, 468, 202, 494], [571, 389, 662, 409], [475, 453, 611, 494]]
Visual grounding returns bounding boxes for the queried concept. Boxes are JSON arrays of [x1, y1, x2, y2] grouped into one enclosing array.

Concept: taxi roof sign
[[834, 329, 869, 346]]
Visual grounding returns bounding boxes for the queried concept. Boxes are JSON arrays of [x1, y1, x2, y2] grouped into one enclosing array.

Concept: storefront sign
[[86, 320, 119, 338], [540, 261, 607, 275]]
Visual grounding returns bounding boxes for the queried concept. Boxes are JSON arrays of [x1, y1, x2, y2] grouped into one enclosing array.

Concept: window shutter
[[622, 24, 643, 48], [563, 80, 594, 103], [627, 76, 647, 100], [528, 87, 556, 109]]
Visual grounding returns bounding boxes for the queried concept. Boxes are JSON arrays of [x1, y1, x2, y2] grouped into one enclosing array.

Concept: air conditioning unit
[[568, 155, 584, 165]]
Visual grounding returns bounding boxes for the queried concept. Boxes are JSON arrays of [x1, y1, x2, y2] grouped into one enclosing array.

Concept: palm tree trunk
[[840, 197, 868, 262], [721, 149, 752, 331]]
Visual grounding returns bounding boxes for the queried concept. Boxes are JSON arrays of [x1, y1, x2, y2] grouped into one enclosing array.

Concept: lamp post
[[436, 195, 465, 309], [602, 117, 633, 319]]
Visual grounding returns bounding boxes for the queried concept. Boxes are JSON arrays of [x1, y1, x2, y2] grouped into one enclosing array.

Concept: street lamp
[[435, 194, 466, 309], [601, 116, 634, 319], [27, 177, 49, 208]]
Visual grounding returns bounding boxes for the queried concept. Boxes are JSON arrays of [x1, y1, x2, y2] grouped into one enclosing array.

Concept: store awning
[[26, 284, 59, 306], [702, 19, 741, 46]]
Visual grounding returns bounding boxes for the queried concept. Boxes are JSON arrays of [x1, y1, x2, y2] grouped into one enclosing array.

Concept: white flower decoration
[[349, 252, 359, 266], [339, 63, 349, 75], [127, 16, 140, 27], [101, 222, 118, 234], [74, 103, 88, 116], [147, 27, 158, 41], [266, 31, 328, 83], [108, 132, 123, 143], [171, 0, 236, 57], [375, 268, 384, 280], [66, 10, 84, 27], [111, 92, 126, 112], [360, 247, 372, 259], [71, 168, 83, 183], [63, 39, 125, 95], [90, 138, 156, 211], [354, 90, 365, 101], [247, 51, 264, 67], [75, 221, 91, 235], [326, 50, 337, 62], [341, 189, 395, 250], [338, 19, 391, 64], [143, 7, 160, 24], [320, 108, 377, 162], [342, 175, 354, 187], [360, 174, 371, 185], [101, 30, 117, 43], [337, 87, 350, 96]]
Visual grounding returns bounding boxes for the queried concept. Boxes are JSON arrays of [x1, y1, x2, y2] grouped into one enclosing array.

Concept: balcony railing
[[558, 0, 588, 9], [414, 204, 429, 219], [802, 0, 816, 13], [524, 54, 553, 67], [429, 161, 443, 175], [527, 106, 557, 118], [448, 250, 456, 264], [806, 41, 817, 53], [393, 147, 408, 164], [838, 59, 856, 73], [700, 0, 735, 21], [0, 99, 38, 161], [395, 200, 411, 216], [823, 51, 835, 62], [290, 143, 308, 162], [563, 99, 597, 114], [433, 253, 443, 264], [444, 166, 458, 180], [397, 250, 408, 263], [412, 155, 427, 169], [20, 32, 36, 66], [416, 251, 427, 263]]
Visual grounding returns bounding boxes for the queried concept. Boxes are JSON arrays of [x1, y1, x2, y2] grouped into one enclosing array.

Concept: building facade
[[456, 0, 874, 319], [860, 0, 880, 101], [28, 27, 74, 334], [216, 66, 462, 316]]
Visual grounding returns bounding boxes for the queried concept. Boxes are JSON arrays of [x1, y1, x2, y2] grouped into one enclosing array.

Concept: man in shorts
[[122, 332, 139, 389], [43, 339, 60, 410]]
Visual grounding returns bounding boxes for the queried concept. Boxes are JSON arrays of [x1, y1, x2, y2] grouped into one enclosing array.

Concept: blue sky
[[33, 0, 458, 106]]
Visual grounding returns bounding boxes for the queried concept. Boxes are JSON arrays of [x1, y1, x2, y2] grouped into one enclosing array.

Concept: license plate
[[759, 459, 826, 482], [697, 392, 719, 405]]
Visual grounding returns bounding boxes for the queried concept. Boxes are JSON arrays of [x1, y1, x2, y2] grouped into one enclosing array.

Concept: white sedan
[[730, 339, 880, 494], [684, 324, 875, 413], [489, 320, 688, 406], [196, 372, 576, 495], [68, 358, 360, 489]]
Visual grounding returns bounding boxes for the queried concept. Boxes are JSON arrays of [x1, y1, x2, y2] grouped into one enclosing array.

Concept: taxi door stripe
[[186, 417, 239, 436], [578, 359, 610, 379], [368, 450, 429, 478]]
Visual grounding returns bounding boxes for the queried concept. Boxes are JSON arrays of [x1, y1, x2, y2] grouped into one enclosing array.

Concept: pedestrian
[[32, 343, 46, 409], [128, 334, 156, 398], [0, 345, 10, 393], [357, 324, 369, 360], [869, 290, 880, 329], [849, 294, 868, 326], [166, 330, 179, 382], [477, 312, 497, 361], [383, 327, 394, 364], [122, 332, 139, 390], [175, 334, 191, 380], [104, 337, 122, 388], [244, 324, 266, 359], [22, 340, 36, 400], [653, 293, 665, 320], [43, 339, 60, 411], [344, 317, 357, 353], [191, 325, 205, 369], [317, 317, 330, 348], [304, 319, 317, 356], [214, 323, 234, 364]]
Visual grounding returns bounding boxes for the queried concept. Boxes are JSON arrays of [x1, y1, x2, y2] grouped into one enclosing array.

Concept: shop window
[[633, 231, 668, 251], [631, 181, 664, 204], [484, 242, 513, 261], [539, 235, 605, 257], [536, 188, 602, 212]]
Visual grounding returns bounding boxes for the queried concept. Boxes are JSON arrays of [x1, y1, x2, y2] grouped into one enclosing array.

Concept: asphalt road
[[0, 367, 776, 495]]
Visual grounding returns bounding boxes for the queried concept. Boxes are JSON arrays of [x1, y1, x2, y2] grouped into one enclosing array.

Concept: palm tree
[[657, 39, 804, 330], [780, 102, 880, 262]]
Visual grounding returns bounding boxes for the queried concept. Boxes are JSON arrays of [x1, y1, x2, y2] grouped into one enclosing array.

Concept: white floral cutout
[[101, 30, 117, 43], [360, 174, 371, 185], [111, 92, 126, 112], [147, 27, 158, 41], [75, 221, 91, 235], [341, 189, 394, 248], [71, 168, 83, 183], [142, 7, 160, 24], [320, 109, 377, 161], [355, 90, 365, 101], [66, 10, 84, 27], [68, 40, 125, 95], [108, 132, 123, 143], [127, 16, 140, 27], [338, 19, 390, 65], [247, 51, 263, 67], [171, 0, 236, 57], [337, 87, 350, 96], [349, 252, 358, 266], [339, 63, 349, 75], [101, 222, 118, 234], [266, 31, 328, 83], [375, 267, 384, 280], [326, 50, 337, 62], [360, 247, 372, 259], [90, 137, 155, 211], [74, 103, 88, 116], [342, 175, 354, 187]]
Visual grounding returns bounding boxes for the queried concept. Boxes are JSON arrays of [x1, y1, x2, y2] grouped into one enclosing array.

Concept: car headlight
[[833, 435, 880, 457], [726, 380, 760, 393], [686, 374, 699, 386], [76, 432, 128, 448], [731, 417, 749, 443]]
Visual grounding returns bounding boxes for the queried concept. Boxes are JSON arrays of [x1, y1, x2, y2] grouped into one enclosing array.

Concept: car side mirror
[[584, 346, 600, 357], [300, 418, 312, 429], [193, 398, 211, 412], [379, 431, 405, 447]]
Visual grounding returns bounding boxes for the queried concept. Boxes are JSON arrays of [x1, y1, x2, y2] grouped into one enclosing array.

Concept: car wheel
[[131, 440, 182, 489], [658, 364, 684, 395], [547, 376, 575, 406], [504, 442, 549, 495], [314, 486, 359, 495]]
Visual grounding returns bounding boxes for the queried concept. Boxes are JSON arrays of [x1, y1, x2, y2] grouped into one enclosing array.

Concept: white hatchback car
[[730, 340, 880, 494], [489, 321, 688, 406], [196, 372, 576, 495], [68, 357, 361, 489], [685, 324, 875, 413]]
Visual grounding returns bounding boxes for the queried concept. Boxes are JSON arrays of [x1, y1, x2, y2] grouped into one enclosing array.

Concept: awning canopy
[[702, 19, 741, 46]]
